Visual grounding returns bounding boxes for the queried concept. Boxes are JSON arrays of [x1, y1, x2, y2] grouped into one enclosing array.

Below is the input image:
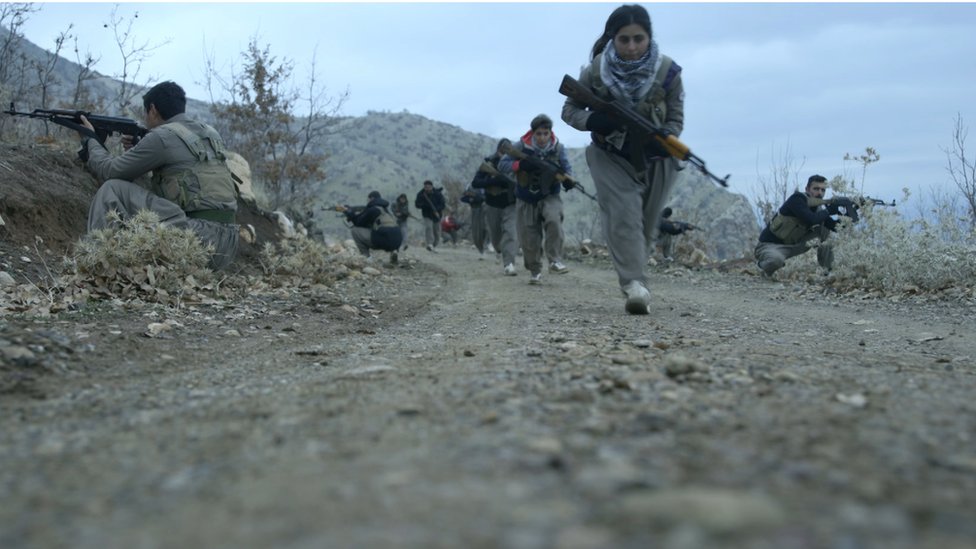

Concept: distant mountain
[[1, 26, 757, 260]]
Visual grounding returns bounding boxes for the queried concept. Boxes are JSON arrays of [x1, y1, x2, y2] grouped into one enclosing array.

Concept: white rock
[[837, 393, 868, 408], [145, 322, 172, 337]]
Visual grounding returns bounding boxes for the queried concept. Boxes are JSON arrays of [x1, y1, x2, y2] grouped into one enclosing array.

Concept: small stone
[[463, 349, 475, 357], [632, 339, 653, 348], [837, 393, 868, 408], [664, 354, 704, 378], [144, 323, 173, 338], [362, 267, 381, 276], [2, 345, 36, 365], [617, 488, 785, 534], [526, 437, 563, 454], [0, 271, 16, 287]]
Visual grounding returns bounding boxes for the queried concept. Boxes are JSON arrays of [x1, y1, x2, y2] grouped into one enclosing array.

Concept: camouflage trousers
[[485, 204, 518, 266], [586, 145, 680, 289], [87, 179, 239, 270], [516, 194, 564, 276], [422, 217, 441, 248], [754, 226, 833, 276], [469, 204, 487, 253]]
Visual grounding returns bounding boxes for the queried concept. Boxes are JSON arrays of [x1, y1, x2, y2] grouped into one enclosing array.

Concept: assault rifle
[[858, 196, 896, 208], [816, 196, 895, 223], [477, 160, 518, 188], [558, 74, 730, 188], [498, 141, 598, 202], [4, 103, 149, 145]]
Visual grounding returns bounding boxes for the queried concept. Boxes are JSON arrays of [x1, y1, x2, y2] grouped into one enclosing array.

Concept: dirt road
[[2, 244, 975, 548]]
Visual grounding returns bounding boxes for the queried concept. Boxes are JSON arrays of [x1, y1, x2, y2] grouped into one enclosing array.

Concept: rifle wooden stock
[[559, 74, 730, 188], [478, 161, 518, 188]]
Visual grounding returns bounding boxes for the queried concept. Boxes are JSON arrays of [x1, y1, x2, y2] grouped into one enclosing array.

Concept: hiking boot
[[528, 272, 542, 285], [549, 261, 569, 274], [622, 281, 651, 315], [504, 263, 517, 276], [239, 224, 256, 244]]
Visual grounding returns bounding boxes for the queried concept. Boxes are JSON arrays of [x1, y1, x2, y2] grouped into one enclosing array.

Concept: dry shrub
[[71, 210, 216, 304], [781, 202, 976, 297], [832, 206, 976, 294], [258, 235, 363, 287]]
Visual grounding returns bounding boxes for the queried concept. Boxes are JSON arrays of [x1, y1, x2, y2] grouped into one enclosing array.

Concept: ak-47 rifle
[[499, 141, 598, 202], [858, 196, 896, 208], [477, 160, 518, 188], [808, 195, 895, 224], [3, 103, 149, 145], [558, 74, 730, 188]]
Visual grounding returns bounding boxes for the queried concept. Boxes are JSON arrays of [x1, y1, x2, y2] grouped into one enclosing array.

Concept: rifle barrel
[[560, 74, 730, 188]]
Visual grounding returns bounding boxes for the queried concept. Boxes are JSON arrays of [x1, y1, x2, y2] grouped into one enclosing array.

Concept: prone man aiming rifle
[[3, 103, 149, 146], [498, 141, 598, 202], [558, 74, 730, 188]]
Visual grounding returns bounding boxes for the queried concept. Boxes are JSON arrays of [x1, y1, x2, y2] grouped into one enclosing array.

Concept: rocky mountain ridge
[[1, 26, 758, 260]]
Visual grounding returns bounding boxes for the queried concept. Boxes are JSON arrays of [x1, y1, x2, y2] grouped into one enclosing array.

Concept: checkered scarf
[[599, 39, 661, 107]]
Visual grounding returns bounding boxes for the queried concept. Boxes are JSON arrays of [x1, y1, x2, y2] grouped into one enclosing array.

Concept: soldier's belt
[[187, 209, 236, 224]]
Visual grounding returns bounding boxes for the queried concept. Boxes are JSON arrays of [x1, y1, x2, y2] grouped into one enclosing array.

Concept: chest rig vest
[[589, 55, 675, 173], [516, 144, 562, 196], [151, 121, 237, 222], [374, 208, 397, 230], [769, 196, 827, 244]]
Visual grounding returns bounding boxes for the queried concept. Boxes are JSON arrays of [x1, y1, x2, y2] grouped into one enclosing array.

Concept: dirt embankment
[[1, 144, 975, 548]]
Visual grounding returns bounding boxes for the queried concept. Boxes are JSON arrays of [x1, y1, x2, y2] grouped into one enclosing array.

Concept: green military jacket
[[85, 113, 237, 222]]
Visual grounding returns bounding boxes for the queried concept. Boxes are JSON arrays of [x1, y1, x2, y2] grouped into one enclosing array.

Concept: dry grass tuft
[[70, 210, 216, 305], [779, 200, 976, 299]]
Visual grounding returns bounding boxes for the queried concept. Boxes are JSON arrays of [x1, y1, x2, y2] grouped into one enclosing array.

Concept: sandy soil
[[2, 144, 975, 548], [2, 237, 975, 549]]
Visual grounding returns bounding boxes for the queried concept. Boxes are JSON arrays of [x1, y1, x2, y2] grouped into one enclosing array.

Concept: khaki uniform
[[85, 113, 239, 270], [561, 56, 685, 289]]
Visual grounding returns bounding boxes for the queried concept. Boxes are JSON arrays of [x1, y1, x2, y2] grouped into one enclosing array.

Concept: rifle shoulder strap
[[647, 56, 675, 107]]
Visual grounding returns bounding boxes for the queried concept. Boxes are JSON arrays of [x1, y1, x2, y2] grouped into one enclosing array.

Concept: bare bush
[[779, 194, 976, 297], [103, 5, 171, 116], [942, 113, 976, 229], [752, 139, 805, 225], [205, 37, 347, 210], [72, 210, 214, 305]]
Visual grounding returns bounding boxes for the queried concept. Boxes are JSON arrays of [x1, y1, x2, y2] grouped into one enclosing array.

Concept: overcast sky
[[19, 2, 976, 204]]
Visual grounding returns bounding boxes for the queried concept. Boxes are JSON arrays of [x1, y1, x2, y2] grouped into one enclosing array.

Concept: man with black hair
[[337, 191, 403, 264], [471, 138, 519, 275], [499, 113, 573, 285], [755, 174, 854, 277], [415, 180, 445, 252], [78, 81, 239, 270]]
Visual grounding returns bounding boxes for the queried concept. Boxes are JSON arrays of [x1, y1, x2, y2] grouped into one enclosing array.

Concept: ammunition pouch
[[769, 213, 812, 245]]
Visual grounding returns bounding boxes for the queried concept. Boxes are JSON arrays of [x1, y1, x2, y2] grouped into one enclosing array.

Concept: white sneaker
[[549, 261, 569, 274], [504, 263, 517, 276], [529, 272, 542, 285], [622, 281, 651, 315]]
